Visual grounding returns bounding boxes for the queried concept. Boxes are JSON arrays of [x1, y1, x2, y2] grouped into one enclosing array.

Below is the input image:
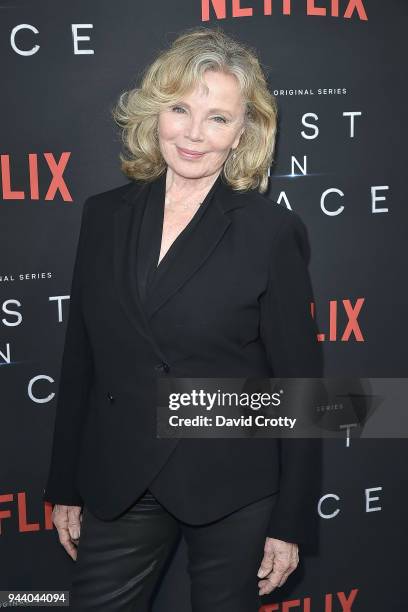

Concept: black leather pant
[[70, 489, 278, 611]]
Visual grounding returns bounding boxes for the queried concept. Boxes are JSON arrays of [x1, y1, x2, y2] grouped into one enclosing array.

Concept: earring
[[232, 151, 237, 160]]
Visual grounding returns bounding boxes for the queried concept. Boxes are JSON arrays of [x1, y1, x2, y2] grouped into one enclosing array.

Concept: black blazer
[[43, 171, 324, 546]]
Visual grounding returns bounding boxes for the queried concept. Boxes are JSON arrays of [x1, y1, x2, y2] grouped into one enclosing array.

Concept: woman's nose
[[185, 118, 204, 140]]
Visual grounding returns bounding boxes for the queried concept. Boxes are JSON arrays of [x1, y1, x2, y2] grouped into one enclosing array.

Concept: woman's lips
[[177, 146, 205, 159]]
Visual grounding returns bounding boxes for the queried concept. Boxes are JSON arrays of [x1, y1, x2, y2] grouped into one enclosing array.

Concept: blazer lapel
[[113, 173, 248, 353], [113, 179, 167, 362], [144, 183, 230, 319]]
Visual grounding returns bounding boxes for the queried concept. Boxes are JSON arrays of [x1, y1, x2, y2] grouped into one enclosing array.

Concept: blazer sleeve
[[42, 197, 95, 507], [259, 210, 324, 547]]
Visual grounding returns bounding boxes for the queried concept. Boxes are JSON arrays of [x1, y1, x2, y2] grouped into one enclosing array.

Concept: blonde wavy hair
[[112, 26, 278, 193]]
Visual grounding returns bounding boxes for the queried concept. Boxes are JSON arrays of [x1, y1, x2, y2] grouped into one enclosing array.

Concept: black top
[[136, 170, 222, 304]]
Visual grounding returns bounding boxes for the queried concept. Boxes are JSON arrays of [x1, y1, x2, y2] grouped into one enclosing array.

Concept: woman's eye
[[170, 107, 226, 124]]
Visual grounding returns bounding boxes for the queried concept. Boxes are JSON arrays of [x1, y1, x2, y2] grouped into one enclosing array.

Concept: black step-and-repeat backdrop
[[1, 1, 407, 610]]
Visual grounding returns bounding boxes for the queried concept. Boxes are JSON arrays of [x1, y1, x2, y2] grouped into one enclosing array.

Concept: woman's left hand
[[257, 536, 299, 596]]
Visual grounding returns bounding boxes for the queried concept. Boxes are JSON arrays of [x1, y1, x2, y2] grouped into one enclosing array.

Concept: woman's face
[[157, 70, 246, 180]]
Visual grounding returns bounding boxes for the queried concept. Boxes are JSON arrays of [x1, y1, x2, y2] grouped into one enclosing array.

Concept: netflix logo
[[312, 298, 365, 342], [202, 0, 368, 22], [0, 493, 54, 535], [259, 589, 359, 611], [0, 153, 72, 202]]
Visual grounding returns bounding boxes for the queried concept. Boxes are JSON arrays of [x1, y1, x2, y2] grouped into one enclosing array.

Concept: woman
[[43, 26, 323, 611]]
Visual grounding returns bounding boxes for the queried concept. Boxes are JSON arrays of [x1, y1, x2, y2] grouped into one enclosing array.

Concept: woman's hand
[[51, 504, 83, 561], [257, 536, 299, 596]]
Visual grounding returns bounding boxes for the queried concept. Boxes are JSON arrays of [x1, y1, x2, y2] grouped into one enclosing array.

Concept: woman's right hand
[[52, 504, 83, 561]]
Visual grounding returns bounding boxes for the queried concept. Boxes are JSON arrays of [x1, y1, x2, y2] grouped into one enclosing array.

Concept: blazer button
[[155, 362, 170, 373], [107, 392, 115, 402]]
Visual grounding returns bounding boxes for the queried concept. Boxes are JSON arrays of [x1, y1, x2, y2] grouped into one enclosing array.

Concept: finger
[[258, 575, 281, 594], [258, 575, 281, 595], [258, 564, 287, 593], [65, 541, 78, 561], [67, 521, 81, 540], [259, 552, 299, 594], [258, 579, 276, 596], [58, 529, 78, 561], [257, 553, 275, 578], [67, 508, 82, 540], [259, 570, 288, 596], [261, 559, 298, 593]]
